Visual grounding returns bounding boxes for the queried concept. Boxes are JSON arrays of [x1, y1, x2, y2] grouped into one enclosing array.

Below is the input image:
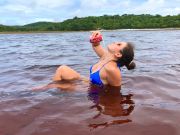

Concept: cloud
[[129, 0, 180, 15], [129, 0, 165, 14], [0, 0, 179, 25], [35, 0, 73, 9], [70, 0, 132, 18], [3, 4, 33, 14]]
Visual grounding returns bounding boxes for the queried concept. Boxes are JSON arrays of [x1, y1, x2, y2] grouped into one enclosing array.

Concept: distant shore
[[0, 28, 180, 34], [1, 14, 179, 33]]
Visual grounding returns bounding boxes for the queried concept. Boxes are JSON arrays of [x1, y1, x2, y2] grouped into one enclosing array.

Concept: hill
[[0, 14, 179, 32]]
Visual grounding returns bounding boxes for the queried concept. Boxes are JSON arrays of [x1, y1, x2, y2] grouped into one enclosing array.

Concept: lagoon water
[[0, 30, 180, 135]]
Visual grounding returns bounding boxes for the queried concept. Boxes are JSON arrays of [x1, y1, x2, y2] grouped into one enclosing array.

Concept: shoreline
[[0, 28, 180, 34]]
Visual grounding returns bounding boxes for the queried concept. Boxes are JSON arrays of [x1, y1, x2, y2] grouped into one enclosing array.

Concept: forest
[[0, 14, 179, 32]]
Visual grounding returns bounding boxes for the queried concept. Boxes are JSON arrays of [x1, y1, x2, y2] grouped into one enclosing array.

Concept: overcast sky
[[0, 0, 179, 25]]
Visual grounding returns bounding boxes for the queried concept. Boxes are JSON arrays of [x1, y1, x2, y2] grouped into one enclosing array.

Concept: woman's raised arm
[[90, 31, 106, 58]]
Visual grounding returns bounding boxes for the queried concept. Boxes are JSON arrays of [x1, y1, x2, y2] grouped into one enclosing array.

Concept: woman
[[33, 31, 135, 90], [53, 31, 135, 86]]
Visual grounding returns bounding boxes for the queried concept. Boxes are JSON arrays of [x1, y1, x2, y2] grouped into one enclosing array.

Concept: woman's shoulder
[[104, 62, 121, 76], [104, 62, 121, 86]]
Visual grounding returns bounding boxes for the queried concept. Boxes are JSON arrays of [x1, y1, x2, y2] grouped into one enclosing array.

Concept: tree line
[[0, 14, 180, 32]]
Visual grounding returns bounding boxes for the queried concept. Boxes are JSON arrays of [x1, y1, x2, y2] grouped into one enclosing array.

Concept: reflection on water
[[88, 85, 134, 129]]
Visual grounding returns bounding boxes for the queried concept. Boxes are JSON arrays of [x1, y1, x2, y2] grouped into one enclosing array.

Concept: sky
[[0, 0, 179, 25]]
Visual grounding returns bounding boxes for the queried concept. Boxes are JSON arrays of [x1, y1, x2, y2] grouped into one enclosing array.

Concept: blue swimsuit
[[90, 61, 120, 86], [90, 66, 104, 86]]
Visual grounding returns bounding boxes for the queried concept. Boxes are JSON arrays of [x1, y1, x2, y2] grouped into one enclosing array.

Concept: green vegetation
[[0, 14, 180, 32]]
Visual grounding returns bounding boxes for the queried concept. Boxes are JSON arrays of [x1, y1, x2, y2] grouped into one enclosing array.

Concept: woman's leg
[[32, 65, 87, 91], [53, 65, 81, 81], [32, 81, 76, 91]]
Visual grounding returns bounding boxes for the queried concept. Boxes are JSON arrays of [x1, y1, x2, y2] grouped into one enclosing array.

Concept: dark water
[[0, 30, 180, 135]]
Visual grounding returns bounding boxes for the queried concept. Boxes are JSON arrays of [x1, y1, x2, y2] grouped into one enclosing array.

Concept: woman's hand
[[90, 30, 106, 58], [90, 31, 103, 46]]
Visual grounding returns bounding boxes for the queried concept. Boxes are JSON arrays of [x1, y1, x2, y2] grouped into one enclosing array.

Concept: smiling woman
[[52, 31, 136, 87], [33, 31, 135, 91]]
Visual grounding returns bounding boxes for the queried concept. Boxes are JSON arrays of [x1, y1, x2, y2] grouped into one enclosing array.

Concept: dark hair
[[117, 42, 136, 70]]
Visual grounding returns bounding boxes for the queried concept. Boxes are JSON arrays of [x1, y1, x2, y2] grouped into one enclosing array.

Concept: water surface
[[0, 30, 180, 135]]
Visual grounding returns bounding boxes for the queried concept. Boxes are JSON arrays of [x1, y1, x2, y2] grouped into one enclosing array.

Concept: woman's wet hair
[[117, 42, 136, 70]]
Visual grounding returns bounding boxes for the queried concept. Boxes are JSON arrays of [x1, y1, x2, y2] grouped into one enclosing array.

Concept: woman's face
[[107, 42, 127, 57]]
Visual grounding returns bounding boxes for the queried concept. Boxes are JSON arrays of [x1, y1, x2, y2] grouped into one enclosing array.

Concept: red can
[[90, 34, 103, 43]]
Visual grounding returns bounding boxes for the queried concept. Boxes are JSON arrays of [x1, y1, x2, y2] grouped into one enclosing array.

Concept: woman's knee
[[56, 65, 80, 81], [57, 65, 69, 72]]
